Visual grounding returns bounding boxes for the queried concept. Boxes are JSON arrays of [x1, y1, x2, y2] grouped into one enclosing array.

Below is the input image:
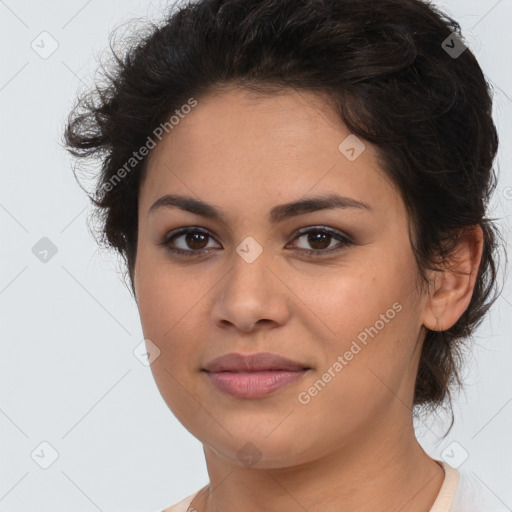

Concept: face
[[134, 86, 430, 468]]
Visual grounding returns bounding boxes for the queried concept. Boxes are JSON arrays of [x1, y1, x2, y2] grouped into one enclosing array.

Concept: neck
[[194, 410, 444, 512]]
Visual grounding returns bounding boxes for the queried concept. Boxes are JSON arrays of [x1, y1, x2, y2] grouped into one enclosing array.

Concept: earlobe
[[422, 225, 484, 332]]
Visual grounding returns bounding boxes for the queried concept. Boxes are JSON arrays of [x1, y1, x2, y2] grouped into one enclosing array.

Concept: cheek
[[134, 252, 212, 379], [135, 248, 196, 333], [311, 249, 422, 379], [312, 265, 407, 340], [135, 256, 208, 425]]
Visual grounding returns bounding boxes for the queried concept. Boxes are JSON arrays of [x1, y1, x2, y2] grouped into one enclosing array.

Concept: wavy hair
[[63, 0, 505, 420]]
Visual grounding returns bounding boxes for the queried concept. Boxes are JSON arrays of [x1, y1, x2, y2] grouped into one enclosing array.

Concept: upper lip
[[202, 352, 310, 372]]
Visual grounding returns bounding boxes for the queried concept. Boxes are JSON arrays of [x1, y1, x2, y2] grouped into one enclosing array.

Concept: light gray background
[[1, 0, 511, 510]]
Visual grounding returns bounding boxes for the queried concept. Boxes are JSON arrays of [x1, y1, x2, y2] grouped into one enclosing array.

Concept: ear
[[422, 225, 484, 332]]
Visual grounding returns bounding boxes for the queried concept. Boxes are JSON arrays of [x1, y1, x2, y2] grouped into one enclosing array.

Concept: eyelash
[[159, 226, 354, 258]]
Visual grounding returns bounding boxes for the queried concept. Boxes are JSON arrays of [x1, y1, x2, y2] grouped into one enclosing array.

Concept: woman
[[63, 0, 505, 510]]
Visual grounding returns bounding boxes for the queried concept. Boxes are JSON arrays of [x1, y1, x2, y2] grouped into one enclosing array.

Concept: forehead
[[148, 86, 348, 156], [140, 86, 403, 221]]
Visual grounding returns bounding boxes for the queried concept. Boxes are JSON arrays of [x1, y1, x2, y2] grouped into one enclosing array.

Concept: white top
[[155, 460, 508, 512]]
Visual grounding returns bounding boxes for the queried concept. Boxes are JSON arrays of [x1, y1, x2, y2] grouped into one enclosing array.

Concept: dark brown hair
[[62, 0, 504, 418]]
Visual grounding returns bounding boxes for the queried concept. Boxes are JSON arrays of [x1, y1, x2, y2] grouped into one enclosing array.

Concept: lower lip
[[203, 369, 309, 398]]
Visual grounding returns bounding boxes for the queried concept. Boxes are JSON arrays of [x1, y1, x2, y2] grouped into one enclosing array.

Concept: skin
[[133, 85, 483, 512]]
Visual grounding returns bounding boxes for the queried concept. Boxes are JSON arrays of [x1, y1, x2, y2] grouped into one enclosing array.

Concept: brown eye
[[305, 231, 332, 250], [289, 226, 353, 256], [161, 228, 220, 256], [160, 225, 353, 259], [183, 232, 209, 250]]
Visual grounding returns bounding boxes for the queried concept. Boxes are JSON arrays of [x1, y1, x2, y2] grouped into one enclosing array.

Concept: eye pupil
[[186, 232, 208, 249], [308, 231, 331, 250]]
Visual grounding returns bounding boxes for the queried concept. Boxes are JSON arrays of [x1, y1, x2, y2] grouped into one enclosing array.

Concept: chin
[[200, 426, 317, 469]]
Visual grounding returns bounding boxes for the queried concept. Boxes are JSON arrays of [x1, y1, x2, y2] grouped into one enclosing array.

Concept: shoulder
[[430, 460, 508, 512], [155, 487, 203, 512], [451, 468, 509, 512]]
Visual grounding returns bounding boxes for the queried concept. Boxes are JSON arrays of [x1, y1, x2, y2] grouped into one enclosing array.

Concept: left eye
[[160, 226, 352, 257], [289, 227, 352, 254]]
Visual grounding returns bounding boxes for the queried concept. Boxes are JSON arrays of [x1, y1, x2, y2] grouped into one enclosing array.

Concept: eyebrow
[[148, 193, 372, 224]]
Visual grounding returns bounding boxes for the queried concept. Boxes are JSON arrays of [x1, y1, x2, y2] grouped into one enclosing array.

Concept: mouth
[[202, 351, 311, 372], [201, 351, 312, 398], [202, 368, 311, 398]]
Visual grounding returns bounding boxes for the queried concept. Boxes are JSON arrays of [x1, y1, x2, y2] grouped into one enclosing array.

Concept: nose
[[210, 249, 291, 334]]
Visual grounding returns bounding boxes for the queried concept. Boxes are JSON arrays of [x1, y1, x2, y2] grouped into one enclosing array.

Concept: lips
[[202, 352, 312, 398], [202, 351, 310, 373]]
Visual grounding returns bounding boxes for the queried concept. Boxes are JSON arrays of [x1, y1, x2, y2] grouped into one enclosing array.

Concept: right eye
[[159, 227, 221, 257]]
